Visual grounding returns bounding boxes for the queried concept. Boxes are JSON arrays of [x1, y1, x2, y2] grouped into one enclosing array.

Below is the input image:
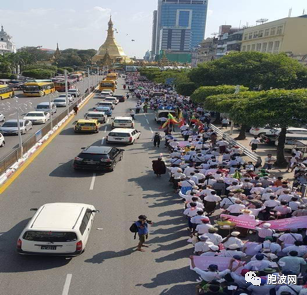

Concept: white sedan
[[58, 94, 73, 102], [249, 126, 279, 136], [23, 111, 50, 124], [0, 133, 5, 147]]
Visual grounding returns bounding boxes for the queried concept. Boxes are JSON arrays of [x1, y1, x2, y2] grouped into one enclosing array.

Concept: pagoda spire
[[107, 16, 114, 38]]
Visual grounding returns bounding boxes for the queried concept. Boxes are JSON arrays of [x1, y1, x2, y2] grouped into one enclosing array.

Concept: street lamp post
[[49, 94, 53, 130], [64, 70, 69, 115], [16, 107, 23, 158], [87, 68, 90, 93]]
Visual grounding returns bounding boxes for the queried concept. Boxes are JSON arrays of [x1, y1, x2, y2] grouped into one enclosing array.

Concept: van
[[106, 128, 140, 144], [36, 102, 57, 114], [17, 203, 99, 256], [275, 133, 307, 150], [112, 117, 134, 129], [154, 110, 176, 123], [97, 100, 115, 110]]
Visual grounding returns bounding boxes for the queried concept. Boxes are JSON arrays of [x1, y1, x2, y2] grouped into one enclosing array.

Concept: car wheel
[[0, 96, 3, 100], [0, 141, 5, 147], [258, 133, 265, 137]]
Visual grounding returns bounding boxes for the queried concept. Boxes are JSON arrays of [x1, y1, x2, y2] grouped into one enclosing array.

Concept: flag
[[178, 111, 185, 127], [159, 120, 170, 129], [168, 113, 179, 124]]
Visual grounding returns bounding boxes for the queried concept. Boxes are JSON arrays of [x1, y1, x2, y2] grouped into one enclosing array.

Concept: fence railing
[[0, 87, 98, 175], [210, 123, 262, 166]]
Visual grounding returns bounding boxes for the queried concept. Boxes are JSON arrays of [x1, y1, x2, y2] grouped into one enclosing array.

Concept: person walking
[[135, 215, 152, 252], [73, 105, 79, 115], [249, 136, 260, 152], [152, 157, 166, 177], [152, 132, 162, 147], [130, 109, 135, 120]]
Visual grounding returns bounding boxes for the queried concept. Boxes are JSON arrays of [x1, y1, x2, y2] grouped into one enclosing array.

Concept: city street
[[0, 75, 101, 159], [0, 78, 195, 295]]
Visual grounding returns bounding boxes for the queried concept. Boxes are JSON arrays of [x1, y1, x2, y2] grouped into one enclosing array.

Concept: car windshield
[[158, 112, 174, 118], [87, 114, 102, 117], [69, 90, 77, 92], [80, 153, 109, 160], [26, 113, 44, 117], [59, 95, 69, 97], [24, 86, 39, 91], [23, 231, 77, 242], [77, 123, 96, 127], [54, 99, 65, 102], [2, 122, 21, 127], [37, 105, 49, 109], [109, 132, 130, 137]]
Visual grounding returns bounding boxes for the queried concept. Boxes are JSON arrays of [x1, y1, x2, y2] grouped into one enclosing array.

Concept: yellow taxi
[[74, 119, 99, 133]]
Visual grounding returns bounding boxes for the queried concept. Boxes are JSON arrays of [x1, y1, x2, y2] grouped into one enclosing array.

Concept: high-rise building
[[151, 10, 158, 59], [153, 0, 208, 56]]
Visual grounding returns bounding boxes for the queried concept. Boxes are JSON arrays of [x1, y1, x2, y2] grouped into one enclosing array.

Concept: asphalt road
[[0, 78, 196, 295], [0, 75, 101, 159]]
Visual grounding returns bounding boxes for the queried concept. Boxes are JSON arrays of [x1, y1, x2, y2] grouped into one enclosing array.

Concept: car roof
[[76, 119, 98, 123], [87, 111, 105, 115], [5, 119, 25, 122], [37, 102, 53, 105], [25, 111, 45, 114], [96, 106, 111, 109], [29, 203, 94, 230], [82, 146, 112, 154], [109, 128, 135, 132], [114, 117, 132, 120], [54, 97, 66, 100], [288, 127, 307, 131], [285, 133, 307, 138], [98, 101, 112, 103]]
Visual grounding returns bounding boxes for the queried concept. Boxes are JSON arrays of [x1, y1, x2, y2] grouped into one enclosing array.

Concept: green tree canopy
[[189, 52, 307, 90], [191, 85, 249, 104]]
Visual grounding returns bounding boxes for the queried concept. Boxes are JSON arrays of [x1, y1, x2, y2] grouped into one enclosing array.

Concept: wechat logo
[[245, 271, 261, 286]]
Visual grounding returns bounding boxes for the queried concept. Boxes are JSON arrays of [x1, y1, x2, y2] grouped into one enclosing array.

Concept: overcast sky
[[1, 0, 306, 58]]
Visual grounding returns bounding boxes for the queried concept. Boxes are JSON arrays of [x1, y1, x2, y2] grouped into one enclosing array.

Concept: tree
[[240, 89, 307, 167], [176, 82, 196, 96], [189, 52, 307, 90], [205, 91, 261, 140], [22, 69, 55, 79]]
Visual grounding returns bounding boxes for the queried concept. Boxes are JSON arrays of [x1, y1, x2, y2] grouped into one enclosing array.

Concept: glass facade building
[[153, 0, 208, 55]]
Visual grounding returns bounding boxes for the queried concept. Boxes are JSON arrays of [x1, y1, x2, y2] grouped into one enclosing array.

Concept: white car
[[106, 128, 140, 145], [0, 113, 5, 122], [0, 133, 5, 147], [68, 89, 80, 97], [101, 90, 113, 96], [104, 96, 119, 105], [96, 100, 115, 110], [249, 126, 280, 136], [112, 117, 134, 129], [58, 94, 73, 102], [23, 111, 50, 124], [0, 119, 32, 135], [53, 98, 68, 107]]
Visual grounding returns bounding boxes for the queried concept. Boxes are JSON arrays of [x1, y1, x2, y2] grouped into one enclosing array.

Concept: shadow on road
[[160, 283, 196, 295], [84, 247, 136, 264], [0, 219, 70, 273]]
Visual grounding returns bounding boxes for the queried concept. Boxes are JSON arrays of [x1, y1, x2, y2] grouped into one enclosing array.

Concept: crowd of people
[[125, 72, 307, 295]]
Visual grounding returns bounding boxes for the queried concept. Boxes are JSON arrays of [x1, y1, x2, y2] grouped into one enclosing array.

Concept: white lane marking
[[90, 173, 96, 191], [149, 127, 153, 134], [106, 118, 109, 124], [8, 112, 17, 117], [146, 119, 149, 124], [104, 125, 107, 132], [101, 137, 105, 145], [62, 274, 72, 295]]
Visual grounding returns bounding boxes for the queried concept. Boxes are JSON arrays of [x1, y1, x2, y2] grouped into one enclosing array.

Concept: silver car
[[0, 119, 32, 135], [0, 113, 5, 122]]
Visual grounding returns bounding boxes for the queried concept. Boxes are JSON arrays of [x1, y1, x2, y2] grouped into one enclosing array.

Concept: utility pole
[[49, 94, 53, 129], [87, 68, 90, 93]]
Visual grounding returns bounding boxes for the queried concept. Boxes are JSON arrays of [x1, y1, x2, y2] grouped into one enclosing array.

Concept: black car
[[73, 146, 123, 171], [113, 94, 126, 102]]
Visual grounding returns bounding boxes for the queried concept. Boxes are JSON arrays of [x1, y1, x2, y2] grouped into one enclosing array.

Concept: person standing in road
[[130, 109, 135, 120], [135, 215, 152, 252], [152, 132, 162, 147], [249, 136, 260, 152], [152, 157, 166, 177]]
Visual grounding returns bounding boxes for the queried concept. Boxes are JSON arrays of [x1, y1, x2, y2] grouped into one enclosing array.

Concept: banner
[[220, 214, 307, 230], [190, 256, 244, 274]]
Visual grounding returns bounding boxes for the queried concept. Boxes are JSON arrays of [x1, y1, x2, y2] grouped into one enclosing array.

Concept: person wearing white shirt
[[219, 244, 246, 258], [250, 184, 265, 195], [245, 253, 274, 271], [278, 190, 294, 202], [195, 218, 214, 234], [223, 232, 244, 249], [183, 165, 195, 177], [200, 245, 220, 256], [202, 228, 223, 246], [220, 195, 238, 209], [278, 231, 303, 247], [183, 204, 199, 218], [204, 191, 221, 215], [227, 200, 246, 216], [289, 197, 300, 211], [253, 237, 281, 254], [194, 236, 214, 254]]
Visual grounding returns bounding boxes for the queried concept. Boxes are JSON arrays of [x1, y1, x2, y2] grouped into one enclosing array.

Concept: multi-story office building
[[241, 15, 307, 55], [153, 0, 208, 56], [151, 10, 158, 59]]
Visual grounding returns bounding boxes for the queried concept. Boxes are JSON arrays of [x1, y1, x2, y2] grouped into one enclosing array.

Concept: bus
[[23, 82, 55, 97], [0, 85, 14, 100], [99, 80, 116, 92], [54, 80, 74, 92], [105, 72, 118, 81]]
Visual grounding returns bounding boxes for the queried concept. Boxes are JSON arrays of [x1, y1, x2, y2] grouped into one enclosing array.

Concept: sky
[[1, 0, 306, 58]]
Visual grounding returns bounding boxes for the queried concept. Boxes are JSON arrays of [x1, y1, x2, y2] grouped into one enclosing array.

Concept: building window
[[268, 42, 273, 52], [273, 41, 280, 53], [262, 43, 267, 52], [247, 45, 251, 51], [256, 43, 262, 51], [277, 26, 283, 35], [251, 44, 256, 51], [270, 27, 276, 36], [258, 30, 264, 37], [253, 31, 258, 38], [249, 33, 252, 40], [177, 10, 191, 28], [244, 34, 248, 40], [264, 29, 270, 37], [242, 45, 246, 52]]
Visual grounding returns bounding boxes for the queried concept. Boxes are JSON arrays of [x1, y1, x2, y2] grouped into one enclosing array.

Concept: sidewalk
[[220, 125, 294, 181]]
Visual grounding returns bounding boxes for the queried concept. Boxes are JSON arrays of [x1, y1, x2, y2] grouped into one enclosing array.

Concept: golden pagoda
[[92, 17, 131, 64]]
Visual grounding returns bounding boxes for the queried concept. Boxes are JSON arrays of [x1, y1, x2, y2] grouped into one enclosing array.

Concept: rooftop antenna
[[288, 8, 292, 17], [256, 18, 269, 25]]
